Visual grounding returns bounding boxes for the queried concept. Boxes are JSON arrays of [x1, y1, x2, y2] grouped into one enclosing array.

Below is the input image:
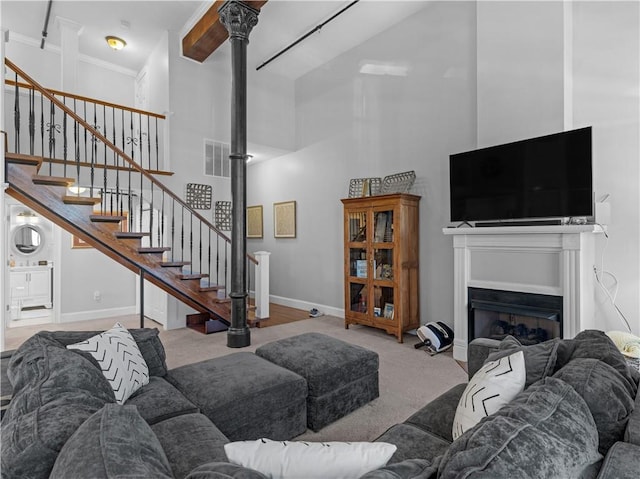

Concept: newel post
[[219, 1, 259, 348], [253, 251, 270, 319]]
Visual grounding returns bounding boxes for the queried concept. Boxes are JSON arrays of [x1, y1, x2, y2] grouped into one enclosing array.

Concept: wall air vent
[[204, 139, 230, 179]]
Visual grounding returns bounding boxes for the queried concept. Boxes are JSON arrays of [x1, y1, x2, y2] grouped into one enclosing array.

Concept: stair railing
[[4, 58, 259, 316]]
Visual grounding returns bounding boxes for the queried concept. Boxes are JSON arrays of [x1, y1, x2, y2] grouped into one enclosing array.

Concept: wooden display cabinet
[[341, 193, 420, 342]]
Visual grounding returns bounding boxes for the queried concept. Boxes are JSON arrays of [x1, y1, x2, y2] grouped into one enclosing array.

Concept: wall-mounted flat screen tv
[[449, 127, 593, 224]]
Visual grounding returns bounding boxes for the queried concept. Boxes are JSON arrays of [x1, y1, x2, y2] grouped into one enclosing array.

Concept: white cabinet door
[[9, 268, 52, 309], [10, 271, 29, 302], [28, 269, 52, 308]]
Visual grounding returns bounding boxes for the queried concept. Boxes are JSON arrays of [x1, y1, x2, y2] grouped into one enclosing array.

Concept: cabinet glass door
[[349, 248, 368, 278], [374, 285, 394, 320], [373, 210, 393, 243], [349, 283, 368, 314], [348, 211, 367, 242], [374, 248, 393, 280]]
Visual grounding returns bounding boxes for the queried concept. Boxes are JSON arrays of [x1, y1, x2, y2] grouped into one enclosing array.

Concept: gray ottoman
[[255, 332, 379, 431], [166, 352, 307, 441]]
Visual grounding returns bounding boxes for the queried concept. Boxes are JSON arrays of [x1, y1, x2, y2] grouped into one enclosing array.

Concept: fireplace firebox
[[468, 287, 563, 345]]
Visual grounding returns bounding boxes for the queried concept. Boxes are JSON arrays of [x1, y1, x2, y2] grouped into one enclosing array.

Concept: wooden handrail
[[4, 79, 166, 119], [5, 57, 258, 265]]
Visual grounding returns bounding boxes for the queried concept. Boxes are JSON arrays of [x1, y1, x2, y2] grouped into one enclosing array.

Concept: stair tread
[[115, 232, 149, 238], [160, 261, 191, 267], [90, 214, 127, 223], [33, 175, 75, 187], [5, 152, 43, 167], [62, 195, 102, 205], [138, 246, 171, 253], [199, 285, 222, 292], [179, 274, 209, 280]]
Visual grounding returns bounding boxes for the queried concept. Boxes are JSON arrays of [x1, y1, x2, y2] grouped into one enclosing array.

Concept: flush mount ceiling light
[[67, 186, 87, 194], [105, 35, 126, 50]]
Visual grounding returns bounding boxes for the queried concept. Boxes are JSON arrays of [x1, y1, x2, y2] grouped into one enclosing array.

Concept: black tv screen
[[449, 127, 593, 223]]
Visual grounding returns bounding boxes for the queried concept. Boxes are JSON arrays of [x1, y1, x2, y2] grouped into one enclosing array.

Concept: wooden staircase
[[5, 152, 235, 332]]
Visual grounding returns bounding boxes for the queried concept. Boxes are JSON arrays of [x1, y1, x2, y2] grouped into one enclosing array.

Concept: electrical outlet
[[93, 291, 101, 302]]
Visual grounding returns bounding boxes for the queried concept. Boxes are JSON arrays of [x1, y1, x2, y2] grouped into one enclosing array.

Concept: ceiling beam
[[182, 0, 268, 63]]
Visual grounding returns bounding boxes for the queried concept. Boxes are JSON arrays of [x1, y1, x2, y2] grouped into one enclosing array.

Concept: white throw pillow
[[452, 350, 525, 440], [67, 322, 149, 404], [224, 438, 397, 479]]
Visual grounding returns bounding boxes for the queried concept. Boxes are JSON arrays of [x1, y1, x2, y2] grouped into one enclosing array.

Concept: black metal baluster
[[208, 227, 212, 284], [149, 184, 154, 247], [62, 97, 67, 178], [199, 220, 203, 274], [89, 103, 96, 197], [138, 112, 143, 169], [113, 108, 120, 215], [129, 111, 135, 162], [189, 213, 193, 268], [155, 117, 159, 170], [74, 99, 80, 190], [48, 98, 55, 175], [224, 243, 228, 292], [159, 192, 165, 246], [103, 105, 107, 214], [13, 73, 20, 153], [216, 235, 220, 286], [121, 109, 125, 157], [125, 110, 132, 231], [171, 201, 175, 262], [128, 189, 133, 233], [28, 88, 34, 155], [180, 206, 185, 262], [40, 92, 44, 157], [147, 114, 151, 171], [83, 101, 87, 171]]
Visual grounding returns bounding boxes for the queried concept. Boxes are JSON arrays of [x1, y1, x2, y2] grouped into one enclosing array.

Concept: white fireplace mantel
[[443, 224, 605, 361]]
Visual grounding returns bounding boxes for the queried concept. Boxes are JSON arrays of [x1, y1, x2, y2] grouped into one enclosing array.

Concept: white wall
[[571, 1, 640, 333], [476, 1, 565, 145], [4, 35, 61, 89], [59, 231, 136, 320], [248, 1, 478, 322], [165, 31, 295, 200], [475, 1, 640, 333]]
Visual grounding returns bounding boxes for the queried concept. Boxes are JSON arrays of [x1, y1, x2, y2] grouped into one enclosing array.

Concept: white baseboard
[[268, 295, 344, 319], [60, 306, 137, 323]]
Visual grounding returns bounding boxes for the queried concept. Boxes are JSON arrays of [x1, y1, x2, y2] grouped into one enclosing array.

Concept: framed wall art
[[215, 201, 232, 231], [247, 205, 263, 238], [273, 201, 296, 238], [186, 183, 212, 210]]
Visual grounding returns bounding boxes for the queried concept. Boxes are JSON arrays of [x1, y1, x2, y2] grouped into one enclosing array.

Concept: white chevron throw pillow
[[68, 322, 149, 404], [452, 350, 525, 440]]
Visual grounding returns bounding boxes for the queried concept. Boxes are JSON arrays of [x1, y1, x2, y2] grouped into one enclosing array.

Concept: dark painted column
[[219, 1, 259, 348]]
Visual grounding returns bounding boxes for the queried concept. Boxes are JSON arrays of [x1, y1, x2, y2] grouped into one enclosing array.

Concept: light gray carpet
[[3, 315, 468, 442]]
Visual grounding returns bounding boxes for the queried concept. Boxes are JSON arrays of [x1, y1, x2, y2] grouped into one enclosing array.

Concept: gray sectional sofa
[[369, 330, 640, 479], [1, 328, 309, 479], [1, 328, 639, 478]]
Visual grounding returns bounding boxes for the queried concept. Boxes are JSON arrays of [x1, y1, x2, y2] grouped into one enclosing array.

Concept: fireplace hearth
[[444, 224, 603, 361], [468, 287, 563, 345]]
